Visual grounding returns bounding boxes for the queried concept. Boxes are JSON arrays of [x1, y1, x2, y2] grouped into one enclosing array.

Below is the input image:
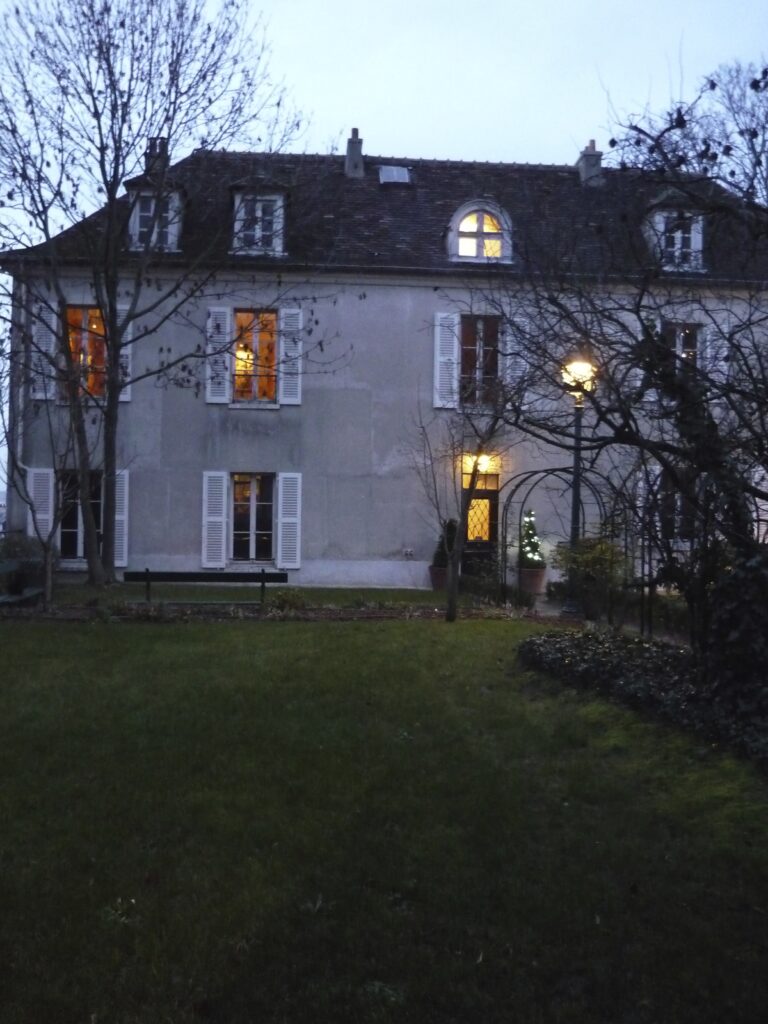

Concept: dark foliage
[[706, 550, 768, 723], [518, 630, 768, 764]]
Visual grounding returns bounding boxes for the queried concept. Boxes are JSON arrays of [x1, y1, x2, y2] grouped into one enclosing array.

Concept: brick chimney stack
[[345, 128, 364, 179], [576, 139, 603, 186], [145, 137, 169, 176]]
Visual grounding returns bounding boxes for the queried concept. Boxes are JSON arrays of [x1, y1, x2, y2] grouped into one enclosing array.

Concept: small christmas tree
[[520, 509, 546, 567]]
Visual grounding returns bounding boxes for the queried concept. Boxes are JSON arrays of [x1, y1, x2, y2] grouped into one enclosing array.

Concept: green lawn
[[2, 619, 767, 1023]]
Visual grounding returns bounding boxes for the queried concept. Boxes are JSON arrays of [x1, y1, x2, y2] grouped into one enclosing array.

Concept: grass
[[1, 618, 767, 1023]]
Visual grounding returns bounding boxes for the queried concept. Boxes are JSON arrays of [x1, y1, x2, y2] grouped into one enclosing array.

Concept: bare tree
[[409, 400, 515, 621], [455, 66, 768, 652], [0, 0, 301, 585], [610, 60, 768, 207]]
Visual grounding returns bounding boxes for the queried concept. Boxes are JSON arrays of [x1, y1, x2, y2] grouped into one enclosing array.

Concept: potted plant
[[517, 509, 547, 595], [429, 519, 457, 590]]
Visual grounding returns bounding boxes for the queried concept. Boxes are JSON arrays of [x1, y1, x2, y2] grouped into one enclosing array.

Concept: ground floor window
[[59, 470, 102, 559], [462, 471, 499, 573], [231, 473, 275, 560]]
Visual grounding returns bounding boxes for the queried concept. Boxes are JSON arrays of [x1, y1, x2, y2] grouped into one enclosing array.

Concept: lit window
[[462, 472, 499, 546], [233, 194, 284, 254], [448, 202, 511, 262], [66, 306, 105, 398], [232, 473, 275, 561], [233, 310, 277, 402], [460, 314, 500, 404], [458, 212, 502, 258]]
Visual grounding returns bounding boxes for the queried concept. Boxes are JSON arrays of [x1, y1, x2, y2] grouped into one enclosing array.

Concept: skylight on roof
[[379, 166, 411, 185]]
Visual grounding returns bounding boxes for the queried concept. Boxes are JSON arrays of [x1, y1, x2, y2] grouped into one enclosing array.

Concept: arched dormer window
[[448, 201, 512, 263]]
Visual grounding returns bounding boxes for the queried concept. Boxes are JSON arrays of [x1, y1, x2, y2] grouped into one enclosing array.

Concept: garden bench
[[123, 568, 289, 603]]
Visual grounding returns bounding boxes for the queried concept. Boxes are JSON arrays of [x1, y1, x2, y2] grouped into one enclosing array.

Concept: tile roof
[[5, 147, 766, 282]]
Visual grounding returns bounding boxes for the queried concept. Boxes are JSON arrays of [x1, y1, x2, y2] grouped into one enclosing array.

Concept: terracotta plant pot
[[518, 566, 547, 595], [429, 565, 448, 590]]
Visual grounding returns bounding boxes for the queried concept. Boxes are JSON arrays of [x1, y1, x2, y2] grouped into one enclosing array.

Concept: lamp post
[[561, 357, 596, 614]]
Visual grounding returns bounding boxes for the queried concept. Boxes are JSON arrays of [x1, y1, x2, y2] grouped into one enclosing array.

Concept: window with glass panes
[[231, 473, 275, 560], [232, 310, 277, 402], [59, 470, 102, 559], [66, 306, 106, 397], [460, 315, 500, 404]]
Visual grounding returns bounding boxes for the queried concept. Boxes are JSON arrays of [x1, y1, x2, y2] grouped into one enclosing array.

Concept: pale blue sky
[[259, 0, 766, 163]]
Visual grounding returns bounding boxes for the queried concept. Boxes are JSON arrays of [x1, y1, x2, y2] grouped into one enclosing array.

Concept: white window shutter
[[205, 308, 232, 404], [434, 312, 459, 408], [272, 198, 285, 254], [113, 470, 129, 567], [31, 304, 58, 400], [501, 319, 527, 388], [202, 471, 228, 568], [117, 307, 132, 402], [276, 472, 301, 569], [26, 468, 54, 541], [278, 308, 303, 405]]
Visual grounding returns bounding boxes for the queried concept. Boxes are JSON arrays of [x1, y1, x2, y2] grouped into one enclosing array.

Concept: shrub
[[0, 533, 51, 594], [264, 588, 308, 612], [0, 532, 47, 562], [518, 630, 768, 765], [551, 537, 629, 620], [706, 549, 768, 723]]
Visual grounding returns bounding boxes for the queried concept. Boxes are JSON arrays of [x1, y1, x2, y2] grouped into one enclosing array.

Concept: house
[[4, 131, 765, 587]]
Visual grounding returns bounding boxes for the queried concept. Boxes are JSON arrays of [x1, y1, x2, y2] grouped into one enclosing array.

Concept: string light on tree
[[520, 509, 545, 566]]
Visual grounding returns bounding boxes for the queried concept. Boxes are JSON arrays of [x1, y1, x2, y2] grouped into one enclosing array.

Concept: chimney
[[576, 139, 603, 186], [145, 136, 169, 177], [345, 128, 364, 179]]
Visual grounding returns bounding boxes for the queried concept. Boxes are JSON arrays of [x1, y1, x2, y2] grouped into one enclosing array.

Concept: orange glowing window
[[67, 306, 106, 397], [458, 211, 503, 258], [233, 310, 277, 402]]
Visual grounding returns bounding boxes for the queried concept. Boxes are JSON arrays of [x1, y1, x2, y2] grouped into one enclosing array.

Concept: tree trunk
[[68, 382, 106, 587], [101, 382, 119, 583], [42, 544, 54, 610]]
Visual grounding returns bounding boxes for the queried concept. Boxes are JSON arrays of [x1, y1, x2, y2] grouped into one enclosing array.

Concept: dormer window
[[129, 191, 182, 251], [448, 202, 512, 263], [232, 193, 284, 255], [649, 210, 704, 271]]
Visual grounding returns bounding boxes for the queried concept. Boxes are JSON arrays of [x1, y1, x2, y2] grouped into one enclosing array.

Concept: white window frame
[[201, 470, 301, 570], [129, 191, 182, 251], [232, 193, 285, 255], [46, 468, 129, 568], [205, 306, 302, 407], [230, 472, 276, 563], [434, 310, 523, 409], [447, 200, 513, 263], [650, 210, 704, 272]]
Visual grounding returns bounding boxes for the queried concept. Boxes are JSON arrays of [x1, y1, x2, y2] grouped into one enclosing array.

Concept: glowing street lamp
[[561, 355, 596, 613]]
